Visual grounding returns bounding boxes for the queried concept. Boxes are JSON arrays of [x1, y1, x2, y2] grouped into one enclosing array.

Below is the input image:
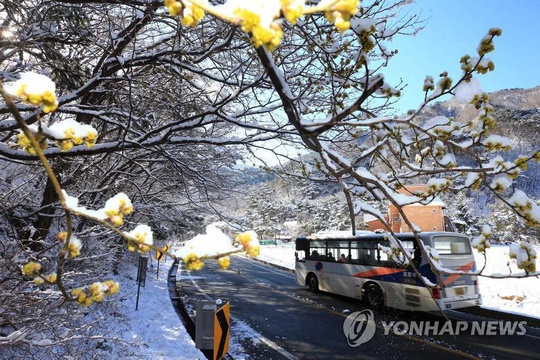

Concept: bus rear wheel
[[307, 274, 319, 293], [365, 284, 384, 310]]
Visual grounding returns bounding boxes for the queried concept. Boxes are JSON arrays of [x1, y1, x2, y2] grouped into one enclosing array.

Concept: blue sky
[[382, 0, 540, 113]]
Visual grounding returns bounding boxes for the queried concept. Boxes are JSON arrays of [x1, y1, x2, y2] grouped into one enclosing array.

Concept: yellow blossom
[[119, 198, 133, 215], [46, 273, 57, 283], [72, 135, 84, 146], [104, 193, 134, 226], [324, 0, 359, 33], [236, 231, 261, 258], [71, 288, 84, 297], [127, 242, 136, 252], [57, 139, 74, 152], [22, 261, 42, 277], [88, 282, 101, 295], [236, 232, 253, 248], [251, 23, 283, 51], [72, 288, 89, 304], [88, 282, 108, 302], [187, 258, 205, 271], [17, 133, 31, 148], [34, 277, 45, 285], [110, 214, 124, 227], [67, 236, 82, 258], [5, 72, 59, 113], [93, 292, 105, 302], [85, 129, 98, 148], [184, 252, 204, 271], [183, 252, 197, 263], [170, 2, 183, 17], [180, 4, 205, 27], [16, 132, 48, 154], [104, 280, 120, 295], [165, 0, 205, 26], [125, 224, 153, 253], [280, 0, 304, 24], [246, 244, 260, 258], [233, 8, 283, 50], [217, 256, 230, 270]]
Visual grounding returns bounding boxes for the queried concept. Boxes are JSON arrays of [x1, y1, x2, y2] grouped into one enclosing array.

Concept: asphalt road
[[178, 255, 540, 360]]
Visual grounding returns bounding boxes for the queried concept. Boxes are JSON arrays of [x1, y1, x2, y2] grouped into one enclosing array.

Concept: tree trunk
[[21, 175, 60, 252]]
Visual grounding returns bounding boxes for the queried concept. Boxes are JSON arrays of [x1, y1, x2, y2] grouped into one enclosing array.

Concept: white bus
[[295, 232, 482, 311]]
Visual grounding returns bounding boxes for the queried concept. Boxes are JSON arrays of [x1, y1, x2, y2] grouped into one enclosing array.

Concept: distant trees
[[236, 176, 353, 238]]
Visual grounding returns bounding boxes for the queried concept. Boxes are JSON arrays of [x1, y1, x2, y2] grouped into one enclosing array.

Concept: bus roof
[[297, 231, 467, 241]]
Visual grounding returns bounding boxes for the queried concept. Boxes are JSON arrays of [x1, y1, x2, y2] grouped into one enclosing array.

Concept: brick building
[[365, 185, 449, 233]]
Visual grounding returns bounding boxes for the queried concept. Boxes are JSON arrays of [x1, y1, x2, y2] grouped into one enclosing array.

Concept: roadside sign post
[[195, 300, 230, 360], [155, 244, 170, 280], [195, 301, 216, 351], [135, 256, 148, 311], [213, 301, 230, 360]]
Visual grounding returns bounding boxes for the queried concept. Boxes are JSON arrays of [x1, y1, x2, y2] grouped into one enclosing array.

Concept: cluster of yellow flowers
[[125, 224, 154, 253], [6, 72, 101, 155], [471, 226, 492, 253], [509, 242, 537, 273], [57, 232, 83, 258], [164, 0, 359, 50], [324, 0, 359, 33], [5, 72, 59, 113], [22, 261, 42, 277], [217, 255, 230, 270], [71, 280, 120, 306], [164, 0, 205, 26], [477, 28, 502, 56], [15, 118, 98, 154], [104, 193, 134, 226], [280, 0, 304, 24], [236, 231, 260, 257], [183, 252, 205, 271], [49, 119, 98, 152], [34, 273, 57, 285], [235, 8, 283, 51], [16, 132, 48, 155], [508, 190, 540, 228], [183, 254, 231, 271], [21, 261, 57, 285]]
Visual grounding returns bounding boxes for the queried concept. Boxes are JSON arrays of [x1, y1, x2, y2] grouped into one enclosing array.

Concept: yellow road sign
[[156, 244, 169, 261], [213, 302, 230, 360]]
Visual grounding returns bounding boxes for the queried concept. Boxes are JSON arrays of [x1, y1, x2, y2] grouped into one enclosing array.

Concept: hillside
[[419, 86, 540, 121], [419, 86, 540, 198]]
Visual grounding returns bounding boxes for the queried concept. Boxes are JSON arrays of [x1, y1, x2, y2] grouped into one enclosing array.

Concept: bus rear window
[[433, 237, 472, 255]]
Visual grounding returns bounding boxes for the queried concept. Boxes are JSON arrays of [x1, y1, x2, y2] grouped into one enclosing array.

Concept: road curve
[[174, 256, 540, 360]]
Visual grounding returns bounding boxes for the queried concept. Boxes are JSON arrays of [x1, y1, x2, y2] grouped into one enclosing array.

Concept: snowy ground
[[95, 256, 206, 359], [96, 242, 539, 358]]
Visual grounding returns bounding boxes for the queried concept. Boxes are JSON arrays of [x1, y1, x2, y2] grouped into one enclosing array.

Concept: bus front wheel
[[307, 274, 319, 293], [364, 284, 384, 310]]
